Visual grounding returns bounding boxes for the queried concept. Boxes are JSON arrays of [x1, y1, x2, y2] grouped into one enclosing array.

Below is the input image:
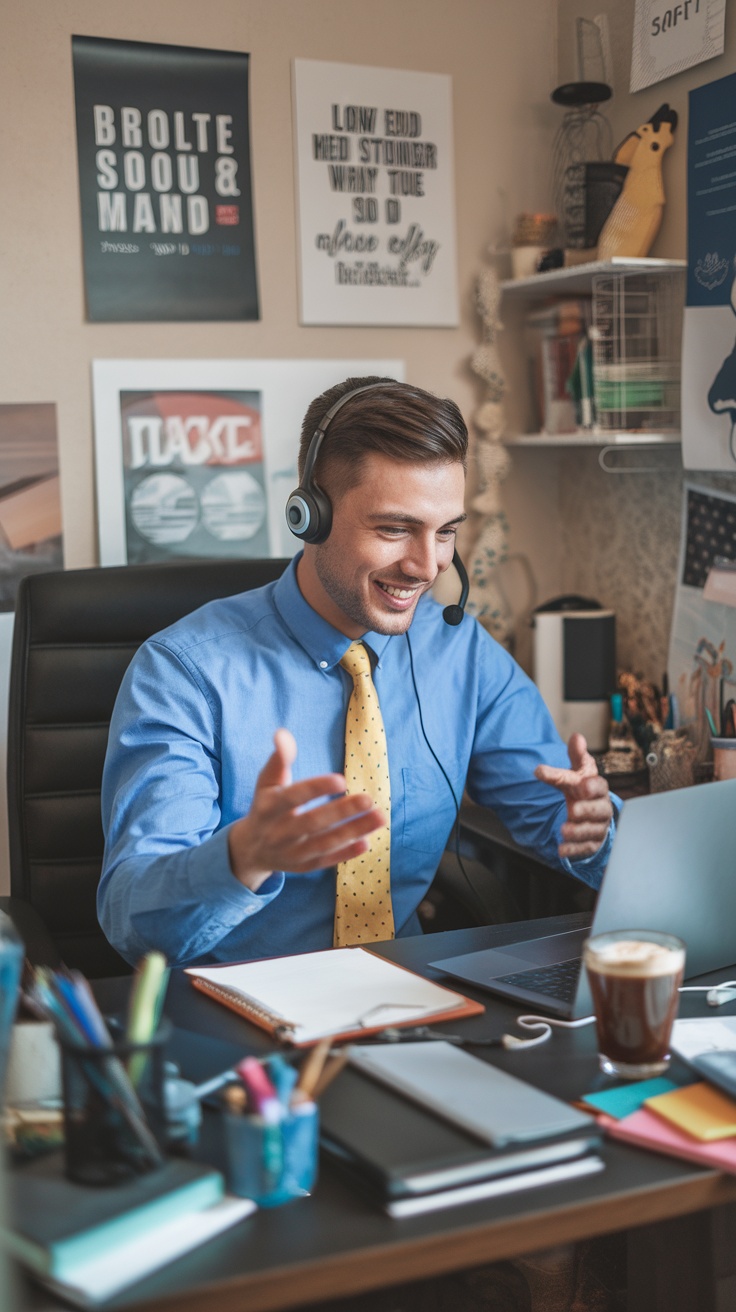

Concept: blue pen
[[265, 1054, 299, 1108], [53, 974, 105, 1047]]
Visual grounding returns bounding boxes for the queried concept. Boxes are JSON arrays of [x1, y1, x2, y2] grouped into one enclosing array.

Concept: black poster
[[72, 36, 259, 322]]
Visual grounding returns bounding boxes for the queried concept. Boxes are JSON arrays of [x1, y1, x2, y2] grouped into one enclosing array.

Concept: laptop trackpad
[[431, 929, 589, 982]]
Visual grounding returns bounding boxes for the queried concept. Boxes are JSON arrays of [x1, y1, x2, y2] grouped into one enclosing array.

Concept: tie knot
[[340, 641, 371, 681]]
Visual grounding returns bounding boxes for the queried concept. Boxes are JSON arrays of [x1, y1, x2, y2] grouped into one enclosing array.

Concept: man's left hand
[[535, 732, 613, 860]]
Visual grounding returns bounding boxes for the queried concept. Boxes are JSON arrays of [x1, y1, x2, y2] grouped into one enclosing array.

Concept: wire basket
[[590, 271, 685, 432]]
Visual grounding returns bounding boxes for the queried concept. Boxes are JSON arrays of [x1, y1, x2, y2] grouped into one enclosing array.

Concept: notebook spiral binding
[[190, 978, 296, 1040]]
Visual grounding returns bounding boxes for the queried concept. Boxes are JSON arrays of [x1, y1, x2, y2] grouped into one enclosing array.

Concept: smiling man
[[99, 377, 616, 968]]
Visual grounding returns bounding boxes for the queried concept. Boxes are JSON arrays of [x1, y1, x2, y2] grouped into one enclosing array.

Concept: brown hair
[[298, 376, 468, 499]]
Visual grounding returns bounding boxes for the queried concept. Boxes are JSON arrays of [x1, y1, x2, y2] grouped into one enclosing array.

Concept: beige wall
[[1, 0, 559, 894]]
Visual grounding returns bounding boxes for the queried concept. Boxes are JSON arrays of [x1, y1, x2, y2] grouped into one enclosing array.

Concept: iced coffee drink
[[583, 930, 686, 1079]]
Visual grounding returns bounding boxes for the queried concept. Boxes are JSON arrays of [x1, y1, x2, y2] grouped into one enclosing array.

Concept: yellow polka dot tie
[[334, 641, 394, 947]]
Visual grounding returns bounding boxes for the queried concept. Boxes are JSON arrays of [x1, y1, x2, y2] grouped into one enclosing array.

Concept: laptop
[[430, 777, 736, 1019]]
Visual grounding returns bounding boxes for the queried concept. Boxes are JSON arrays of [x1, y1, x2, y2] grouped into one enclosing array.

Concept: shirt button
[[319, 660, 328, 669]]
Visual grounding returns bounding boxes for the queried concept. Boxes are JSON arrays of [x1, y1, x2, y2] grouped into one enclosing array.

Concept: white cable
[[679, 980, 736, 1006], [502, 981, 736, 1053], [501, 1013, 596, 1050]]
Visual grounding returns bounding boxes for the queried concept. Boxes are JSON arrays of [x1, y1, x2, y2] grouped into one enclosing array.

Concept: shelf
[[505, 431, 681, 448], [499, 257, 687, 300]]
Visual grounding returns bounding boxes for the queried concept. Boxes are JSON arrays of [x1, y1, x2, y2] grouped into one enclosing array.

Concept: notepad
[[645, 1081, 736, 1141], [186, 948, 483, 1046]]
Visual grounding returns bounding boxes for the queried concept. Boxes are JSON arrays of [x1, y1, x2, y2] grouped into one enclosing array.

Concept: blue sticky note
[[582, 1076, 688, 1119]]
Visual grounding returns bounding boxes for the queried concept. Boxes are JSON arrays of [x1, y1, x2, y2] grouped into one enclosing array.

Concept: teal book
[[2, 1152, 225, 1283]]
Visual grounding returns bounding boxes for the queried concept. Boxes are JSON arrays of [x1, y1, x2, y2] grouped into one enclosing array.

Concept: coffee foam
[[585, 938, 685, 978]]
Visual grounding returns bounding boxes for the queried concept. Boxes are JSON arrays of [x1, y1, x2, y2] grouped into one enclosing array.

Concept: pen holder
[[221, 1101, 319, 1207], [712, 737, 736, 782], [59, 1017, 170, 1186]]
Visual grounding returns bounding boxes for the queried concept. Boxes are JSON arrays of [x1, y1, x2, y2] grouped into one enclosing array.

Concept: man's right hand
[[227, 729, 385, 891]]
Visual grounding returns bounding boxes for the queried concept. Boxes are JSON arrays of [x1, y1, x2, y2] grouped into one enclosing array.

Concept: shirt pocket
[[400, 765, 460, 854]]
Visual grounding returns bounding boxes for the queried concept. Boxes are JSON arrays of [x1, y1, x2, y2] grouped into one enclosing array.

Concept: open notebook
[[186, 947, 483, 1046]]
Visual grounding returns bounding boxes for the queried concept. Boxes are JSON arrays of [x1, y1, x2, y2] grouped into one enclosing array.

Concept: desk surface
[[23, 915, 736, 1312]]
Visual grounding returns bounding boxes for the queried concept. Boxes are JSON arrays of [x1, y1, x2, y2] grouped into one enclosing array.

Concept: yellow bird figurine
[[597, 104, 678, 260]]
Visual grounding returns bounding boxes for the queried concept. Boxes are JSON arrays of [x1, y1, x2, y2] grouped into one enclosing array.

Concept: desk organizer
[[59, 1018, 169, 1185], [221, 1101, 318, 1207]]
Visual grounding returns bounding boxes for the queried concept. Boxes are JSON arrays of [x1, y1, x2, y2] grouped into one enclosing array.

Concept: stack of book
[[319, 1042, 604, 1218], [1, 1152, 254, 1307]]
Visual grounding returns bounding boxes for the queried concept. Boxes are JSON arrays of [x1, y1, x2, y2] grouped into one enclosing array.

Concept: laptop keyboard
[[495, 957, 582, 1003]]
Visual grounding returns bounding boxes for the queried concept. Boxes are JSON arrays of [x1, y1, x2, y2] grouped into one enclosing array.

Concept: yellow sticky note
[[645, 1082, 736, 1141]]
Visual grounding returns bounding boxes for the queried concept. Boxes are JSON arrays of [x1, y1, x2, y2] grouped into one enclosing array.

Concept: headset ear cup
[[285, 485, 332, 543]]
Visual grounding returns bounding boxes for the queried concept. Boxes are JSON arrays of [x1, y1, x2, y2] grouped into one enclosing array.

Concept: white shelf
[[499, 257, 687, 300], [506, 430, 681, 448]]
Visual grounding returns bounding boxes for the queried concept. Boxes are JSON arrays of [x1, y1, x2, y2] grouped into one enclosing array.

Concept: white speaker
[[533, 596, 616, 754]]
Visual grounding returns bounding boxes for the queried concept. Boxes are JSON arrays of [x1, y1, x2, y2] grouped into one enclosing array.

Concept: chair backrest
[[7, 557, 290, 977]]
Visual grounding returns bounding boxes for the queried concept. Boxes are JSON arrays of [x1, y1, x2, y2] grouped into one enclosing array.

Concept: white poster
[[92, 359, 404, 565], [630, 0, 726, 93], [292, 60, 458, 327]]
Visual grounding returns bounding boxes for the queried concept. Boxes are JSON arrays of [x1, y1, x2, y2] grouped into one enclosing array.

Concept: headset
[[285, 382, 469, 625]]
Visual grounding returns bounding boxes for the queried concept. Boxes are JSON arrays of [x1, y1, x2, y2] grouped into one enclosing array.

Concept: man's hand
[[228, 729, 385, 891], [534, 731, 613, 861]]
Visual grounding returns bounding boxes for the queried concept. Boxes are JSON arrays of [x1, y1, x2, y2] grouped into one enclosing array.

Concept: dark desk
[[22, 916, 736, 1312]]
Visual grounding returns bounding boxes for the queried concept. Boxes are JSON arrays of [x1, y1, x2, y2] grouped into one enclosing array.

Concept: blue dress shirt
[[99, 555, 616, 967]]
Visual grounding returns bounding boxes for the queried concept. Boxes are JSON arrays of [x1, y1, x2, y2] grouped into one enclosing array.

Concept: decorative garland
[[466, 264, 512, 644]]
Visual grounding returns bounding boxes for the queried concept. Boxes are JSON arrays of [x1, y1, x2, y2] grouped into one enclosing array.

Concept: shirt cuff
[[188, 824, 285, 919]]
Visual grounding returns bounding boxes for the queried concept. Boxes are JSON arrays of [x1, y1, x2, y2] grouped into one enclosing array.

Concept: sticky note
[[645, 1081, 736, 1141], [581, 1077, 683, 1120]]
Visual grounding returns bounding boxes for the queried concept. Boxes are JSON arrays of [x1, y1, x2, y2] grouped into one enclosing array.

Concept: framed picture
[[92, 359, 404, 565]]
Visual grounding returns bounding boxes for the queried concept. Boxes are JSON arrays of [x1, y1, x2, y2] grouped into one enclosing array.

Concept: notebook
[[319, 1056, 602, 1218], [430, 777, 736, 1018], [186, 946, 483, 1045]]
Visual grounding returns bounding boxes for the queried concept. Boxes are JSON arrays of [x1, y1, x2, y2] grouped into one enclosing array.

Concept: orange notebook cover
[[186, 946, 484, 1047]]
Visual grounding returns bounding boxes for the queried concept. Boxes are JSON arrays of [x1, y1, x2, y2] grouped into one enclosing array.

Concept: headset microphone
[[442, 550, 468, 626]]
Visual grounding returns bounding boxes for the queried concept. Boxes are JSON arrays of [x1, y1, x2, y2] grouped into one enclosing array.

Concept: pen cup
[[712, 737, 736, 782], [221, 1101, 319, 1207], [59, 1017, 170, 1185]]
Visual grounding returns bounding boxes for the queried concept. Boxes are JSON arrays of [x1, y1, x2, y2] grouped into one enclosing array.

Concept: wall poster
[[72, 36, 259, 322], [292, 59, 458, 326], [682, 70, 736, 470], [630, 0, 726, 93], [92, 359, 404, 566], [668, 482, 736, 759], [0, 404, 63, 611]]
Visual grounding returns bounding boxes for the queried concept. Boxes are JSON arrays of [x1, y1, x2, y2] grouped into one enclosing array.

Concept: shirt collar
[[274, 553, 393, 670]]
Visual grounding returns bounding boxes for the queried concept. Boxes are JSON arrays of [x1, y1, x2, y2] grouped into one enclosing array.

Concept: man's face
[[297, 452, 466, 637]]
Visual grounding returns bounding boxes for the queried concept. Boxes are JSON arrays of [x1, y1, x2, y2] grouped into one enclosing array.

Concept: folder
[[186, 947, 483, 1046]]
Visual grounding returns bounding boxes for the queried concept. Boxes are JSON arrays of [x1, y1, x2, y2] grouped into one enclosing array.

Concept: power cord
[[679, 981, 736, 1007], [501, 1014, 596, 1049]]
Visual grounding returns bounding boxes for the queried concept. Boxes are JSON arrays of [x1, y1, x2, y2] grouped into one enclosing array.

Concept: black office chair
[[3, 557, 289, 978]]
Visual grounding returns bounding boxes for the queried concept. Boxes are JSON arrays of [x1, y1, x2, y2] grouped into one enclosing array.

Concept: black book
[[319, 1067, 603, 1218]]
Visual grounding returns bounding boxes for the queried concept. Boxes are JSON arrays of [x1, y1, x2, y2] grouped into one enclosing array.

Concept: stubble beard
[[314, 548, 421, 636]]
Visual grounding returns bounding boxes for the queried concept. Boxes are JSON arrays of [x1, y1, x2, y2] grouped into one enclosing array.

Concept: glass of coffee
[[583, 929, 685, 1079]]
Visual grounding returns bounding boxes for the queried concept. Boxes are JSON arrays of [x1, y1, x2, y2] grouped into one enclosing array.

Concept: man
[[99, 377, 616, 968]]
